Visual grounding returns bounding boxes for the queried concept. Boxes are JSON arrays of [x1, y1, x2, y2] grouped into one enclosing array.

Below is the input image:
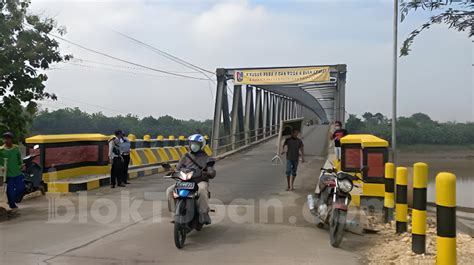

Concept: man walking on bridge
[[282, 129, 305, 191]]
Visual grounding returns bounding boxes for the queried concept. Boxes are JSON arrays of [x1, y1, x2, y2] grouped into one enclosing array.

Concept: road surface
[[0, 125, 365, 265]]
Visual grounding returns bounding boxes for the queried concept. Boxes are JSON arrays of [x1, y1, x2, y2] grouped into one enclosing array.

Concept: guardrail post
[[143, 135, 151, 148], [384, 162, 395, 223], [395, 167, 408, 233], [168, 135, 176, 147], [436, 172, 456, 265], [412, 162, 428, 254], [156, 135, 164, 147], [128, 134, 136, 149]]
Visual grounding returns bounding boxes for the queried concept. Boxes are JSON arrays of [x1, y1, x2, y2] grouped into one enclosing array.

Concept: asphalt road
[[0, 125, 365, 265]]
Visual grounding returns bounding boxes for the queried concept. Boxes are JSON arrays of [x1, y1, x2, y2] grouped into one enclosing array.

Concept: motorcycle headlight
[[337, 179, 353, 193]]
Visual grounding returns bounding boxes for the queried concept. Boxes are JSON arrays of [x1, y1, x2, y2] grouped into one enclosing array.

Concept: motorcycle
[[307, 167, 364, 247], [17, 145, 45, 202], [163, 161, 215, 249]]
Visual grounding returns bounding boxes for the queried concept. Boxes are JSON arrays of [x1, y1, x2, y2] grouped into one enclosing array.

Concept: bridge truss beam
[[211, 65, 346, 156]]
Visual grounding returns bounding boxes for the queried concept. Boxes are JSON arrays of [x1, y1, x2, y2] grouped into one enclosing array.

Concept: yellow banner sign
[[234, 66, 330, 85]]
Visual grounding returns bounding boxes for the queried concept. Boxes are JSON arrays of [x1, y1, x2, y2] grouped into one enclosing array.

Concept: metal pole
[[391, 0, 398, 163], [230, 85, 242, 150], [211, 70, 226, 154]]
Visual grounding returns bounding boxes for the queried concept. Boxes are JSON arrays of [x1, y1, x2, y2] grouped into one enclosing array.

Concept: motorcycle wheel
[[329, 209, 347, 248], [174, 222, 186, 249]]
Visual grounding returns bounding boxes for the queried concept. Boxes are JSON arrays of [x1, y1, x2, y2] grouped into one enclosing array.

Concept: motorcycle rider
[[166, 134, 216, 224]]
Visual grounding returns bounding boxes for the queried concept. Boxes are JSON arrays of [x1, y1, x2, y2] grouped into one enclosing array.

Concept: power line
[[48, 33, 210, 81], [64, 62, 201, 80], [72, 58, 203, 74], [59, 96, 124, 114], [111, 30, 216, 99], [111, 30, 215, 76]]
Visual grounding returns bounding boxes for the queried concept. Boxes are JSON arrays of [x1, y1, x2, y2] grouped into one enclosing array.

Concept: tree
[[29, 108, 213, 137], [345, 114, 365, 133], [0, 0, 71, 141], [344, 111, 474, 145], [400, 0, 473, 56]]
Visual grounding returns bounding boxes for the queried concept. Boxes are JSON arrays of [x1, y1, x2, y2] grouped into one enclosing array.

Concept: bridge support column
[[262, 91, 269, 138], [211, 70, 231, 154], [230, 85, 244, 150], [245, 85, 255, 144], [271, 93, 278, 134], [255, 88, 263, 140], [278, 96, 284, 128]]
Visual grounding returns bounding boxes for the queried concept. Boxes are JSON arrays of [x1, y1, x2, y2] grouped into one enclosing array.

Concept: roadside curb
[[46, 164, 176, 193]]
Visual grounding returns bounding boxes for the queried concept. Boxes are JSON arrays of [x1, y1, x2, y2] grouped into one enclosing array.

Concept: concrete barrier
[[26, 133, 212, 193]]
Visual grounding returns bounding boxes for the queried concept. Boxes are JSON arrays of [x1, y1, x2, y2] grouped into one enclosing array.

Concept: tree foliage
[[400, 0, 473, 56], [345, 112, 474, 145], [29, 108, 213, 138], [0, 0, 70, 141]]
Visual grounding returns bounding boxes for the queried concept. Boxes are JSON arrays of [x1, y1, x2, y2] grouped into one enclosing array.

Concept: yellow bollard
[[412, 163, 428, 254], [384, 163, 395, 223], [396, 167, 408, 233], [127, 134, 136, 141], [436, 172, 456, 265]]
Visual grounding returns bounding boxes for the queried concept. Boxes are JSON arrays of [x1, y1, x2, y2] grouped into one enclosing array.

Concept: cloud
[[192, 1, 266, 42], [27, 0, 472, 122]]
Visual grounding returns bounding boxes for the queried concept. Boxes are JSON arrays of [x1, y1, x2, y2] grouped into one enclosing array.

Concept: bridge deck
[[0, 125, 367, 265]]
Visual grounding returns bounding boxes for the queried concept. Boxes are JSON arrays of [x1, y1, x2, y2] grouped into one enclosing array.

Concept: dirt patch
[[360, 217, 474, 264]]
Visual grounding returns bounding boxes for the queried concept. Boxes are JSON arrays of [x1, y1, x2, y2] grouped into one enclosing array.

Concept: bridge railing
[[213, 124, 279, 155]]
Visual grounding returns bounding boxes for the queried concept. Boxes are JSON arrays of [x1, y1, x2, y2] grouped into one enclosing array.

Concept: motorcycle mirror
[[33, 145, 40, 150], [206, 160, 215, 167]]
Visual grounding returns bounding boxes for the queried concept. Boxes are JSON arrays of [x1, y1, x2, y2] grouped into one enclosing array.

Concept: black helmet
[[2, 132, 14, 139]]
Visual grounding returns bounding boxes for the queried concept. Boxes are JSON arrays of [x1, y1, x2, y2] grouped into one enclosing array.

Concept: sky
[[30, 0, 473, 122]]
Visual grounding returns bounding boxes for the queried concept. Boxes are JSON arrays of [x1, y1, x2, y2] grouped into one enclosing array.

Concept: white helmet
[[188, 134, 206, 152]]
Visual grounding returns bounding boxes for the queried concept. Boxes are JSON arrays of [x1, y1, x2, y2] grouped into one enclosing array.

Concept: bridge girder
[[211, 64, 346, 156]]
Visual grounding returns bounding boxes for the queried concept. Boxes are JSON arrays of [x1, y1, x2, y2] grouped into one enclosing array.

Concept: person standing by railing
[[330, 121, 348, 160], [119, 133, 131, 184], [109, 130, 126, 188]]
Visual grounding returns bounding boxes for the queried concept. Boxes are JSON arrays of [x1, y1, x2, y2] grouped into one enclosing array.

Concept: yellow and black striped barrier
[[384, 162, 395, 223], [395, 167, 408, 234], [412, 162, 428, 254], [436, 172, 456, 265]]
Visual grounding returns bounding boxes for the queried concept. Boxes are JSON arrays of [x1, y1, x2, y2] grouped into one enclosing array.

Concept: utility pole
[[392, 0, 398, 163]]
